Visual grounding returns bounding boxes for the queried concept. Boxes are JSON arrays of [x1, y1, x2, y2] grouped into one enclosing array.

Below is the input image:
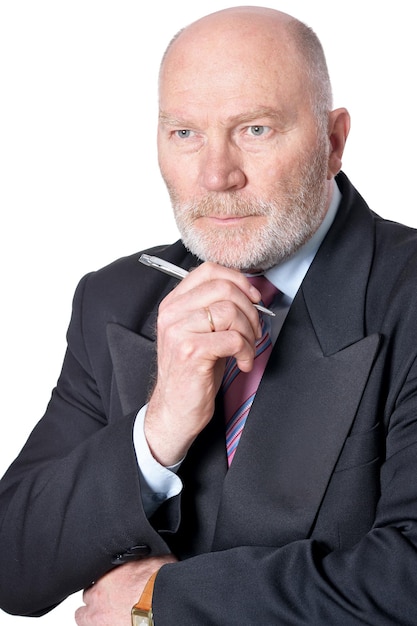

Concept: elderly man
[[1, 6, 417, 625]]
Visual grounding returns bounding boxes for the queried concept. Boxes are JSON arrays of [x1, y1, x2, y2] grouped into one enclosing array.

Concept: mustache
[[174, 193, 273, 219]]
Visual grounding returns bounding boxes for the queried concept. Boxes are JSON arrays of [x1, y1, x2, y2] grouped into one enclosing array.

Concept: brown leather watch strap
[[133, 570, 158, 612]]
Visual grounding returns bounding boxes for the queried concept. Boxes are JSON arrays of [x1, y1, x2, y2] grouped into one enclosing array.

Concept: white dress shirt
[[134, 180, 342, 516]]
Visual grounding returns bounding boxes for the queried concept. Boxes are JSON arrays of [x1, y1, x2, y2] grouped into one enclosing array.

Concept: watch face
[[131, 608, 153, 626]]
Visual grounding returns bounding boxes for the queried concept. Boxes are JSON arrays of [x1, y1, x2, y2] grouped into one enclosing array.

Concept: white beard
[[168, 135, 330, 272]]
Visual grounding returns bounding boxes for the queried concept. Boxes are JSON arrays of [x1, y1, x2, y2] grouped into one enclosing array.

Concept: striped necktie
[[223, 276, 278, 465]]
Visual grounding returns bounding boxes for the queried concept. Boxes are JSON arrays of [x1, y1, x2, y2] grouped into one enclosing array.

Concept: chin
[[182, 238, 284, 272]]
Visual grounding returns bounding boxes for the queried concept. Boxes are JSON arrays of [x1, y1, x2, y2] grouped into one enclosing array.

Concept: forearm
[[154, 528, 417, 625], [0, 412, 171, 617]]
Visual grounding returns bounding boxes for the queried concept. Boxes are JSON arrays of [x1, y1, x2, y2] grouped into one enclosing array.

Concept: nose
[[199, 138, 246, 192]]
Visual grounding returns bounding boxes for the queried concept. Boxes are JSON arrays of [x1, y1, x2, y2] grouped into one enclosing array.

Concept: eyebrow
[[159, 112, 188, 127], [158, 107, 289, 127], [226, 107, 289, 125]]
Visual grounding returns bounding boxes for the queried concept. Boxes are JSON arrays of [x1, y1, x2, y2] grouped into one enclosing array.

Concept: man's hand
[[74, 555, 177, 626], [145, 262, 262, 467]]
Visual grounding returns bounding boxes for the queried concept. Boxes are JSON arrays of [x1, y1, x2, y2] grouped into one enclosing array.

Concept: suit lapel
[[107, 324, 156, 416], [212, 292, 380, 549], [106, 245, 200, 416]]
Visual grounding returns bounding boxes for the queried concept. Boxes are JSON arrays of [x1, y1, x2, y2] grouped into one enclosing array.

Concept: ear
[[327, 108, 351, 179]]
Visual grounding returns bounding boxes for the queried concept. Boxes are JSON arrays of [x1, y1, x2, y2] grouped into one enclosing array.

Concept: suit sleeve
[[153, 352, 417, 625], [0, 273, 172, 617]]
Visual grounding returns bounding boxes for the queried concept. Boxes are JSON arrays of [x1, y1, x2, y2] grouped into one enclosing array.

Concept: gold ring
[[205, 307, 215, 332]]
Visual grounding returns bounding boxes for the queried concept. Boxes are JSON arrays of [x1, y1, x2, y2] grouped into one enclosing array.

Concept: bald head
[[160, 6, 332, 122]]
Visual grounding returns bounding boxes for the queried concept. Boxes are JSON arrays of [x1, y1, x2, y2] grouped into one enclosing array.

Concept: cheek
[[245, 147, 298, 185], [158, 139, 178, 185], [159, 162, 194, 201], [157, 143, 171, 180], [159, 160, 201, 202], [259, 147, 311, 189]]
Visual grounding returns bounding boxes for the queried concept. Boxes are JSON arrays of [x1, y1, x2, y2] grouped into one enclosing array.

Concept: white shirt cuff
[[133, 405, 183, 517]]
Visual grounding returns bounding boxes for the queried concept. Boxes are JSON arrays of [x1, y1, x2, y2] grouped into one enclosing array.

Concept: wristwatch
[[131, 570, 158, 626]]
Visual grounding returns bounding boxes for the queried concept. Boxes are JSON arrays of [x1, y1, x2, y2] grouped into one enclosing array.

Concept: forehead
[[159, 17, 307, 118]]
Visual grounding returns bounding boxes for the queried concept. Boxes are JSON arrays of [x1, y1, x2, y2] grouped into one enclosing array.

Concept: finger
[[159, 299, 260, 368], [207, 328, 257, 372], [171, 319, 258, 373], [161, 277, 262, 339], [74, 606, 88, 626], [165, 261, 262, 309], [180, 299, 259, 337], [205, 306, 216, 332]]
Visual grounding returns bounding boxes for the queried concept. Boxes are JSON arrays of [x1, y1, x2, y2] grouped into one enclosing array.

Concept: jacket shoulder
[[68, 240, 193, 334]]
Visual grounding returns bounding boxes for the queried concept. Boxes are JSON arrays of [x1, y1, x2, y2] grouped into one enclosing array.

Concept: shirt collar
[[265, 178, 341, 300]]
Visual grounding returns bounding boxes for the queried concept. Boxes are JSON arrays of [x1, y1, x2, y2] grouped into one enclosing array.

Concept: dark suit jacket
[[1, 172, 417, 623]]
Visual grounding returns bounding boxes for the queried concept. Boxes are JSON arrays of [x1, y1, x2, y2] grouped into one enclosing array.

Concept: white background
[[1, 1, 416, 623]]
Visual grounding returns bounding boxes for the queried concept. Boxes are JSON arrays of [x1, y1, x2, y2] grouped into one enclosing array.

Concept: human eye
[[247, 125, 271, 137], [175, 129, 195, 139]]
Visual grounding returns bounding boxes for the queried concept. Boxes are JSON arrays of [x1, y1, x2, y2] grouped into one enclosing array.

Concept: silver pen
[[139, 253, 276, 317]]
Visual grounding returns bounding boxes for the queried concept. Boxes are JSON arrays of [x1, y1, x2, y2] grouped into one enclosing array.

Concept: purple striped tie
[[223, 276, 278, 465]]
